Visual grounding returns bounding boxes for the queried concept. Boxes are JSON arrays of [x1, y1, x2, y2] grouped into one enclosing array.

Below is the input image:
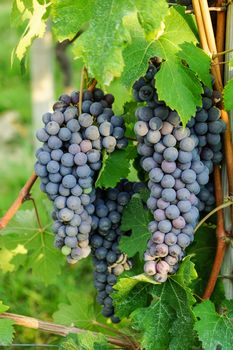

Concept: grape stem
[[0, 312, 138, 350], [194, 200, 233, 233], [213, 47, 233, 57], [212, 60, 231, 65], [0, 172, 38, 230], [28, 195, 44, 231]]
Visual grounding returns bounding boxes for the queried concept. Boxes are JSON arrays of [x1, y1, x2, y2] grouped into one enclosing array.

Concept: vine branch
[[0, 172, 38, 230], [192, 0, 231, 298], [0, 312, 137, 350]]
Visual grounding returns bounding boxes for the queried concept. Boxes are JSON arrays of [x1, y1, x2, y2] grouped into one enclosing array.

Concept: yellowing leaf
[[12, 0, 49, 61]]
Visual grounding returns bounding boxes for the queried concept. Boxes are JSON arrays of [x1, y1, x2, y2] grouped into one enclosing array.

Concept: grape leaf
[[53, 291, 95, 328], [112, 278, 150, 319], [12, 0, 50, 61], [120, 194, 150, 259], [11, 0, 32, 27], [193, 300, 233, 350], [153, 7, 197, 60], [223, 78, 233, 110], [0, 209, 65, 285], [131, 258, 197, 350], [121, 7, 204, 124], [77, 332, 109, 350], [120, 13, 156, 88], [156, 59, 203, 125], [0, 320, 15, 346], [51, 0, 95, 41], [108, 79, 131, 115], [73, 0, 134, 86], [59, 334, 79, 350], [135, 0, 168, 39], [0, 302, 9, 314], [95, 149, 132, 189], [178, 42, 212, 88]]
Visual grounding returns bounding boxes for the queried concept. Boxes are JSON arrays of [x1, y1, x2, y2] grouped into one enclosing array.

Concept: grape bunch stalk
[[133, 63, 225, 282], [35, 87, 127, 263], [90, 180, 144, 323]]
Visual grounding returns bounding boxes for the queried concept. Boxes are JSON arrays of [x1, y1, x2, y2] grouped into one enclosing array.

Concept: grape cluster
[[90, 181, 141, 322], [133, 64, 215, 282], [35, 88, 127, 263], [187, 87, 226, 211]]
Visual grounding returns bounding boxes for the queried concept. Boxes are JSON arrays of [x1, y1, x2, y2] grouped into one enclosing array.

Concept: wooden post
[[221, 2, 233, 299], [30, 23, 55, 149]]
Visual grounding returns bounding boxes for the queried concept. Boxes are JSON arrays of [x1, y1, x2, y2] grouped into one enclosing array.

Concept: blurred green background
[[0, 1, 96, 347]]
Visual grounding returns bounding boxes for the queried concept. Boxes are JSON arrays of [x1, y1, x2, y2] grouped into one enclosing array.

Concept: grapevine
[[0, 0, 232, 349]]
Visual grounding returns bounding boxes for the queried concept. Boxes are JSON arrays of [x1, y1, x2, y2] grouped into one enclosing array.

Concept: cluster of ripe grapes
[[35, 62, 225, 319], [35, 88, 127, 264], [133, 63, 225, 282], [90, 180, 143, 322]]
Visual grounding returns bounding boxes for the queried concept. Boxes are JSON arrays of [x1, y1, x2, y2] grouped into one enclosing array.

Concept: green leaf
[[153, 7, 198, 60], [95, 149, 132, 189], [156, 59, 203, 125], [194, 300, 233, 350], [59, 334, 79, 350], [131, 258, 197, 350], [135, 0, 168, 39], [12, 0, 49, 61], [178, 42, 212, 88], [107, 79, 131, 115], [11, 0, 33, 27], [51, 0, 94, 41], [0, 302, 9, 314], [112, 278, 150, 319], [0, 320, 15, 346], [0, 209, 65, 285], [120, 194, 150, 259], [53, 291, 95, 328], [77, 332, 109, 350], [73, 0, 134, 86], [121, 13, 156, 88], [224, 78, 233, 110]]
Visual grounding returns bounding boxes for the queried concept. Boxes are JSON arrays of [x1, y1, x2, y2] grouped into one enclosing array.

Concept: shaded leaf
[[120, 194, 150, 259]]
